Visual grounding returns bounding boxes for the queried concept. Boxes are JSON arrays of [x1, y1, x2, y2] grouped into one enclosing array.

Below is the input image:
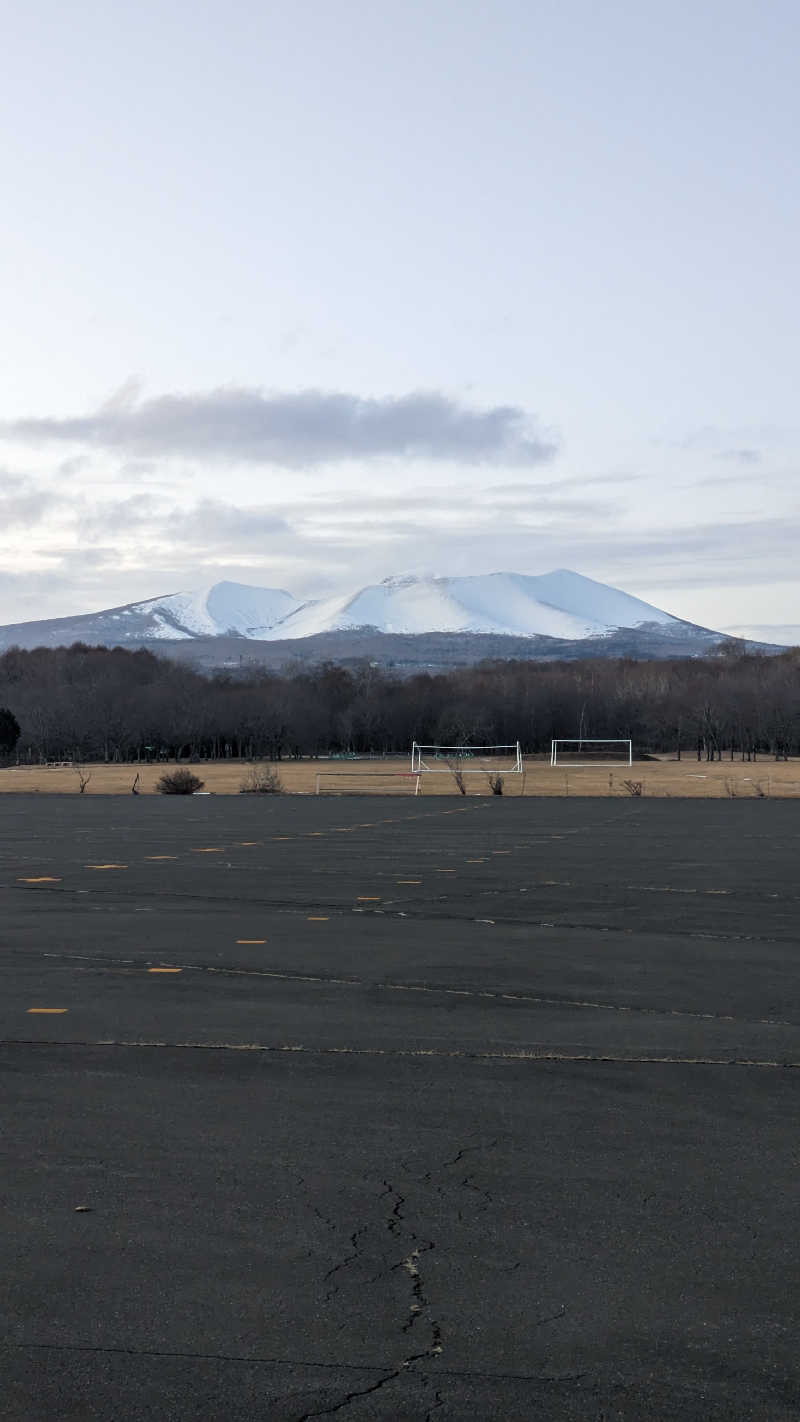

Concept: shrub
[[239, 765, 284, 794], [488, 773, 504, 795], [449, 763, 467, 795], [156, 768, 205, 795]]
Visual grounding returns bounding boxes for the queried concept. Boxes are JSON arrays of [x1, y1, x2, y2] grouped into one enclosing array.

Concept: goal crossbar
[[411, 742, 523, 773], [551, 739, 632, 768]]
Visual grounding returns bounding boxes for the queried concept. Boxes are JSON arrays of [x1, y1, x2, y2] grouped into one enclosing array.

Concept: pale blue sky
[[1, 0, 798, 632]]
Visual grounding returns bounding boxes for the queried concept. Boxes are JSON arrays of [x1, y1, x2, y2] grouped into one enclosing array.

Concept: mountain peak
[[0, 568, 700, 652]]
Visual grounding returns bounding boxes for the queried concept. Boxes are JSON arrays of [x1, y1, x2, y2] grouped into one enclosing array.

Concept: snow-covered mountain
[[275, 570, 681, 640], [0, 570, 690, 651]]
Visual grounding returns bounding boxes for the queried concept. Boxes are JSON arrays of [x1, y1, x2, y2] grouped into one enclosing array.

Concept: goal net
[[411, 742, 523, 773], [315, 771, 421, 796], [551, 739, 632, 767]]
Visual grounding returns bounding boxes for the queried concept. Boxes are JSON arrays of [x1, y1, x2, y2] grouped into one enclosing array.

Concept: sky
[[1, 0, 799, 636]]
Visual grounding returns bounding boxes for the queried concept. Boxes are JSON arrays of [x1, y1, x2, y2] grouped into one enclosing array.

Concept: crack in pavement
[[297, 1177, 442, 1420], [323, 1223, 370, 1307]]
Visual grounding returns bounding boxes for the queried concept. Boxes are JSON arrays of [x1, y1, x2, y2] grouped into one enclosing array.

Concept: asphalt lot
[[2, 794, 800, 1420]]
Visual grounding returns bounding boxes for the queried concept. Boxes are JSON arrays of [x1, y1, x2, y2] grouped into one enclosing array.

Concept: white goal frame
[[316, 771, 421, 796], [411, 742, 523, 773], [551, 739, 632, 768]]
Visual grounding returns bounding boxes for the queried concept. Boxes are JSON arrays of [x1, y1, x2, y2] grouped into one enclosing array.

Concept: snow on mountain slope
[[267, 570, 681, 640], [0, 570, 695, 652], [129, 582, 300, 639]]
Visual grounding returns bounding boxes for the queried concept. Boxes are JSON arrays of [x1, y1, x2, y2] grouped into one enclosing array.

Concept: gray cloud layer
[[1, 385, 559, 468]]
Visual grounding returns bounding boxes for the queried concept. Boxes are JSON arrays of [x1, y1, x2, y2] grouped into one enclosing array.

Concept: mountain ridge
[[0, 568, 782, 664], [0, 568, 689, 648]]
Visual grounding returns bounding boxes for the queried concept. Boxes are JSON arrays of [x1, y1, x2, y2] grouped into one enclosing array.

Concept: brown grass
[[1, 756, 799, 798]]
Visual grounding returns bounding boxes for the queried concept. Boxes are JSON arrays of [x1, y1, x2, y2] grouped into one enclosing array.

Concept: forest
[[1, 641, 799, 764]]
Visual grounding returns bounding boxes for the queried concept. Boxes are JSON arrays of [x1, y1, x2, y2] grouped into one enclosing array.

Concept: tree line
[[1, 641, 799, 764]]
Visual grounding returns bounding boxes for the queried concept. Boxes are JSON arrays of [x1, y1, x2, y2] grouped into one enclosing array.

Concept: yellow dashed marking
[[237, 939, 266, 944], [356, 896, 381, 901], [273, 837, 292, 841], [309, 832, 325, 837], [465, 859, 485, 863], [85, 864, 128, 870], [238, 842, 262, 846], [191, 848, 224, 854], [397, 880, 421, 884], [308, 916, 329, 921], [27, 1007, 67, 1014], [145, 855, 177, 861], [148, 967, 182, 974], [18, 876, 61, 883], [492, 851, 512, 855]]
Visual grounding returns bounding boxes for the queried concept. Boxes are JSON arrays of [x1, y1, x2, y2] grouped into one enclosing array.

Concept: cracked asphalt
[[2, 794, 800, 1420]]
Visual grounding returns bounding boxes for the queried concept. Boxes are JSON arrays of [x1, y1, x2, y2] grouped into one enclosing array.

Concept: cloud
[[76, 495, 290, 547], [0, 384, 559, 469], [0, 485, 57, 529], [716, 448, 761, 464]]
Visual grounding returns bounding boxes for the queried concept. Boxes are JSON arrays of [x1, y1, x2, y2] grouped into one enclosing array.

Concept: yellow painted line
[[238, 842, 262, 846], [308, 916, 329, 921], [273, 837, 292, 841], [356, 896, 381, 901], [436, 868, 456, 873], [491, 850, 512, 855], [309, 832, 325, 837], [397, 879, 421, 884], [148, 967, 182, 974], [27, 1008, 68, 1014], [465, 859, 485, 863], [85, 864, 128, 870], [18, 876, 61, 883], [191, 848, 224, 854], [237, 939, 266, 944], [145, 855, 177, 861]]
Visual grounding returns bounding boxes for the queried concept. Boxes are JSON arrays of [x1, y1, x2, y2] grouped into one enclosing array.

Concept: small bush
[[488, 773, 504, 795], [239, 765, 284, 794], [450, 764, 467, 795], [156, 768, 205, 795], [622, 779, 644, 797]]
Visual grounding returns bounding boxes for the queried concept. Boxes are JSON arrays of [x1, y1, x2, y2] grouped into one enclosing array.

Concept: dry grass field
[[2, 755, 800, 798]]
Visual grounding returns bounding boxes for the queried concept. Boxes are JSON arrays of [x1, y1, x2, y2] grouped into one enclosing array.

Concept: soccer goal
[[315, 771, 422, 796], [411, 742, 523, 773], [550, 739, 632, 767]]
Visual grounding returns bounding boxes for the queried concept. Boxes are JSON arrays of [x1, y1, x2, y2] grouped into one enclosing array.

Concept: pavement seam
[[32, 952, 799, 1028], [0, 1340, 586, 1385], [2, 1039, 798, 1067]]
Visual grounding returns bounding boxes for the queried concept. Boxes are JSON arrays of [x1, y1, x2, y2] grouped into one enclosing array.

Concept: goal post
[[316, 771, 421, 796], [411, 742, 523, 773], [550, 739, 632, 767]]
